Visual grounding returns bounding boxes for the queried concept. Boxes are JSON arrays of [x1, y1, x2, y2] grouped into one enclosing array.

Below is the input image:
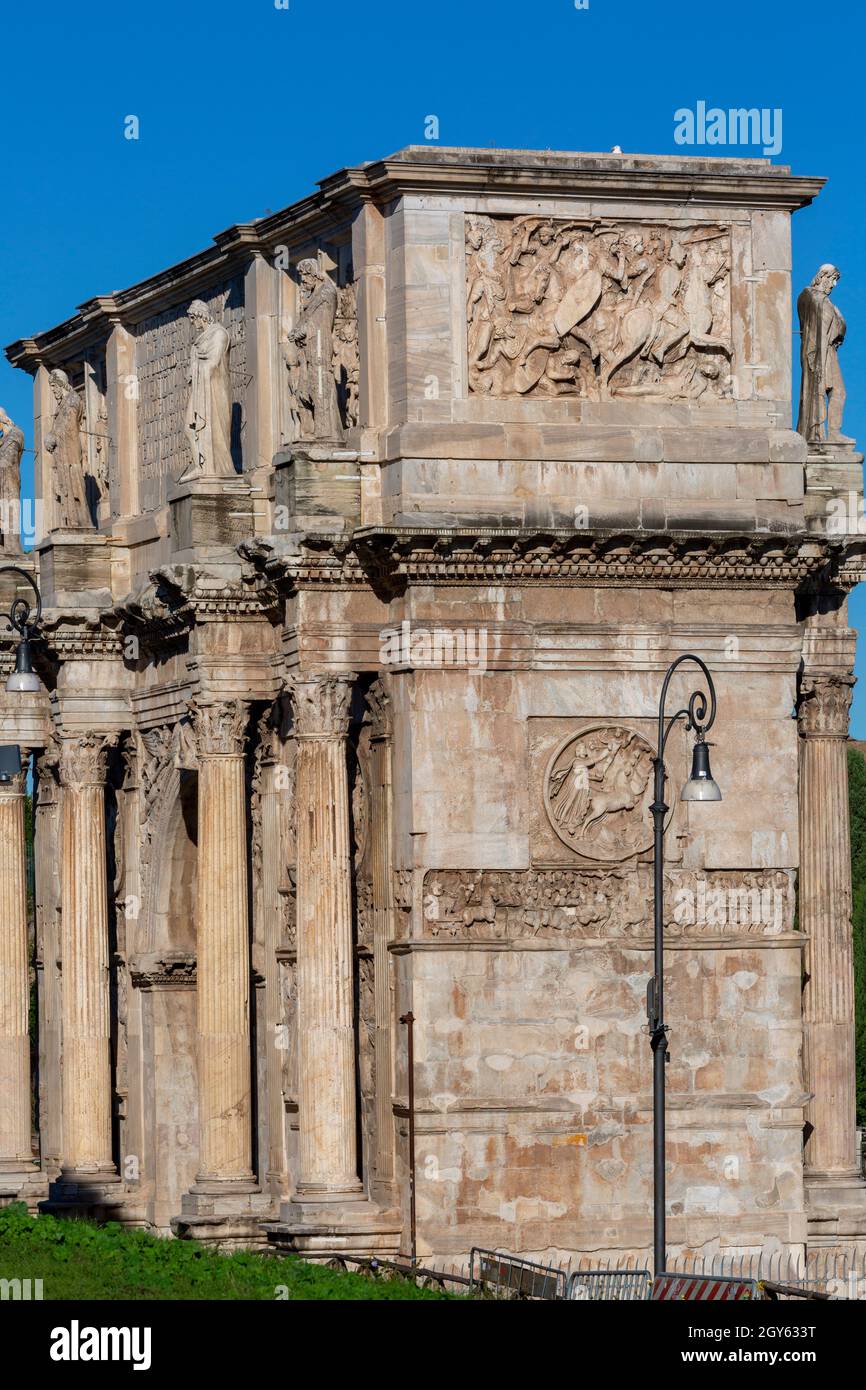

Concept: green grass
[[0, 1204, 451, 1301]]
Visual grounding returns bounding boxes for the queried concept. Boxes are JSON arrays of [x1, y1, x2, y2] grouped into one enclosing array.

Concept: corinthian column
[[288, 671, 362, 1201], [367, 680, 396, 1193], [192, 699, 255, 1188], [798, 636, 861, 1184], [0, 751, 38, 1190], [59, 734, 117, 1179]]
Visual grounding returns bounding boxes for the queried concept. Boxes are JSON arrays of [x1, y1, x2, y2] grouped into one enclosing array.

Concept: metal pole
[[400, 1011, 417, 1265], [649, 653, 717, 1280], [650, 753, 668, 1278]]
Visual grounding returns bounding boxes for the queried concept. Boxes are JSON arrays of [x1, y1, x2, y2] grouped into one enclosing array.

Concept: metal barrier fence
[[567, 1268, 652, 1301], [469, 1248, 567, 1300], [566, 1249, 866, 1300], [326, 1246, 866, 1301]]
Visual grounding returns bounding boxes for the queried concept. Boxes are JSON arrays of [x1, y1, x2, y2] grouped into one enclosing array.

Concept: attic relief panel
[[466, 214, 733, 401]]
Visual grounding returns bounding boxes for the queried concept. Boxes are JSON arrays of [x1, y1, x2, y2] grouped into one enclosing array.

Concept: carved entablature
[[247, 531, 835, 595], [467, 214, 733, 401], [421, 868, 794, 941], [797, 673, 855, 738], [129, 953, 197, 990], [286, 671, 356, 738], [59, 732, 117, 787]]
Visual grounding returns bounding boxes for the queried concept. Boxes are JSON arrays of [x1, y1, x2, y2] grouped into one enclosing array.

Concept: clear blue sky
[[3, 0, 865, 725]]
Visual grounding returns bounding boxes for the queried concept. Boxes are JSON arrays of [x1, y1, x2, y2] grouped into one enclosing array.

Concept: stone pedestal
[[0, 755, 47, 1205], [49, 735, 121, 1211], [167, 476, 266, 558], [804, 441, 865, 534], [798, 626, 866, 1247], [273, 446, 362, 534]]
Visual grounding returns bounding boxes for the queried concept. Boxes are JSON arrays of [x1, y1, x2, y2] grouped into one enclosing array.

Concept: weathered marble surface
[[2, 146, 864, 1262]]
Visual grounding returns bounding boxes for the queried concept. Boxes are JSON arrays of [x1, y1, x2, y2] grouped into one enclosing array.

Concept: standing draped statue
[[44, 369, 93, 529], [797, 264, 852, 445], [285, 259, 343, 441], [181, 299, 234, 479], [0, 406, 24, 549]]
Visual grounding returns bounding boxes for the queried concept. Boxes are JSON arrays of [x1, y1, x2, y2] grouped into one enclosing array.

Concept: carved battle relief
[[544, 725, 656, 861], [421, 868, 793, 941], [466, 214, 733, 400]]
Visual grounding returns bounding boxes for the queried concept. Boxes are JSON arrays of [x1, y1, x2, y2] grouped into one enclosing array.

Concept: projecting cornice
[[241, 528, 866, 595]]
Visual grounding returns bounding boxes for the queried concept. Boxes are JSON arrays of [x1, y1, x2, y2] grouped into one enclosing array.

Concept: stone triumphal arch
[[1, 147, 865, 1263]]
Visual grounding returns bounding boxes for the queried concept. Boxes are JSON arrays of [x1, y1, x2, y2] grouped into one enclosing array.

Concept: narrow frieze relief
[[421, 868, 795, 941]]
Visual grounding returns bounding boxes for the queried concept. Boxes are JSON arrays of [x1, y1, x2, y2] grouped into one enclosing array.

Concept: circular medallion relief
[[544, 723, 656, 861]]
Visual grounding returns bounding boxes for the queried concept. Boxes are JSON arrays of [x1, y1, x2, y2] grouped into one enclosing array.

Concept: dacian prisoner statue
[[285, 258, 343, 440], [0, 406, 24, 549], [44, 368, 93, 529], [181, 299, 234, 479], [797, 263, 852, 445]]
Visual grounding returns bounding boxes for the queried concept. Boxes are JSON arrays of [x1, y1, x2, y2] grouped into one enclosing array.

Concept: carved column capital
[[286, 671, 356, 740], [190, 698, 248, 758], [59, 733, 116, 788], [797, 673, 855, 739]]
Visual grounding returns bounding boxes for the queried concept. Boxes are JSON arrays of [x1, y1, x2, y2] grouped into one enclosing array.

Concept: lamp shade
[[5, 636, 41, 694], [680, 739, 722, 802]]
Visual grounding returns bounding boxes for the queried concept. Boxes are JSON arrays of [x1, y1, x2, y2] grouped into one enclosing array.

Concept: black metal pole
[[400, 1011, 417, 1265], [650, 753, 668, 1278], [650, 654, 717, 1279]]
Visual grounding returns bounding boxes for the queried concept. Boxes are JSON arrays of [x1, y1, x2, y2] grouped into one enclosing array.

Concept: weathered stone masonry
[[2, 147, 866, 1263]]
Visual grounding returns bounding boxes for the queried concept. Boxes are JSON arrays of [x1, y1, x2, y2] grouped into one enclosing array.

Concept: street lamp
[[649, 654, 721, 1277], [1, 565, 42, 694]]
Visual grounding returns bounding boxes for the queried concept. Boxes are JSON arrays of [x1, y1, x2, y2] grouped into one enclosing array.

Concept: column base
[[42, 1169, 124, 1221], [265, 1194, 403, 1258], [806, 1170, 866, 1255], [0, 1163, 49, 1211], [171, 1180, 274, 1249]]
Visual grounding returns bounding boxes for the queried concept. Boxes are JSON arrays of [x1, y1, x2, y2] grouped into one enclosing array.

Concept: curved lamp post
[[650, 654, 721, 1276], [1, 564, 42, 694]]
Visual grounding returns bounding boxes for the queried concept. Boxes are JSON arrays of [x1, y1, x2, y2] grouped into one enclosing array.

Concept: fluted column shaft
[[59, 736, 116, 1175], [798, 665, 860, 1179], [256, 704, 290, 1197], [367, 682, 396, 1188], [193, 700, 254, 1185], [290, 672, 361, 1198], [0, 763, 33, 1168]]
